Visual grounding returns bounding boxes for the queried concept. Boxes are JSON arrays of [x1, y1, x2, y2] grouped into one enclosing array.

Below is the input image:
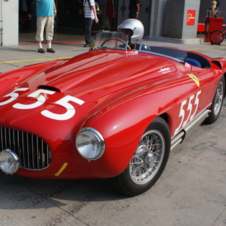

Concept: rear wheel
[[111, 117, 171, 196], [205, 76, 225, 124], [210, 30, 224, 44]]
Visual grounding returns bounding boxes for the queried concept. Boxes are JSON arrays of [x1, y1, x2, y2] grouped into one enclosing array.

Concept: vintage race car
[[0, 28, 225, 196]]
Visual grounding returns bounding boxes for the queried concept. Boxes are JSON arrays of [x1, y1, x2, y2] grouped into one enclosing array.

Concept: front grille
[[0, 126, 51, 170]]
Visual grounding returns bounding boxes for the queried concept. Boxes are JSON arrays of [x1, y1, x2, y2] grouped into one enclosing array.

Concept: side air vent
[[211, 61, 222, 70], [0, 126, 51, 170]]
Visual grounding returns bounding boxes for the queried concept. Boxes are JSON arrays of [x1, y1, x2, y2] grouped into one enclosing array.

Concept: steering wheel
[[101, 38, 131, 49]]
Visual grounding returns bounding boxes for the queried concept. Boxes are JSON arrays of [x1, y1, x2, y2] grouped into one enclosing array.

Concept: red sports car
[[0, 31, 225, 196]]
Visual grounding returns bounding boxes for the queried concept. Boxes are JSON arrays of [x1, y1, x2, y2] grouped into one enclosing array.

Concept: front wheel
[[205, 76, 225, 124], [111, 117, 171, 196], [210, 30, 224, 44]]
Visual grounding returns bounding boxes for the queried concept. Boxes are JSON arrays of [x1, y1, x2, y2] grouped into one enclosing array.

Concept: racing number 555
[[0, 89, 85, 121], [174, 90, 202, 135]]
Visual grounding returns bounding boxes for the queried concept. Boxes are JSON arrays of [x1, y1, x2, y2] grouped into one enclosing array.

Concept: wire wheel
[[111, 117, 170, 196], [210, 30, 224, 44], [213, 78, 224, 116], [205, 76, 225, 124], [129, 130, 165, 185]]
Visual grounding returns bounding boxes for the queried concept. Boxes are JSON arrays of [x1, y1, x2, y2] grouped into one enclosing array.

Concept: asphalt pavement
[[0, 34, 226, 226]]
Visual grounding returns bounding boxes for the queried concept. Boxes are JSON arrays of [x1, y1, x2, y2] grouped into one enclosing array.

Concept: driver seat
[[186, 58, 201, 68]]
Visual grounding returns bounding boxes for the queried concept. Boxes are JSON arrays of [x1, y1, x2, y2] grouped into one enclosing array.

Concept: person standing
[[128, 0, 139, 19], [209, 0, 218, 17], [35, 0, 57, 53], [83, 0, 99, 47], [105, 0, 114, 30]]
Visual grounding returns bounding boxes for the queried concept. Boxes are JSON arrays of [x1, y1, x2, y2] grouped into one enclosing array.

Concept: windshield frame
[[138, 42, 186, 64], [92, 31, 131, 51]]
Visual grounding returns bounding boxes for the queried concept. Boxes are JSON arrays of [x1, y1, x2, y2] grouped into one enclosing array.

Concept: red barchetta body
[[0, 48, 226, 180]]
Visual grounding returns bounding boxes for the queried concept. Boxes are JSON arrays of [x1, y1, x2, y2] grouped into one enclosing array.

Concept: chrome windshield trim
[[138, 41, 186, 64], [139, 49, 184, 63], [97, 40, 130, 51]]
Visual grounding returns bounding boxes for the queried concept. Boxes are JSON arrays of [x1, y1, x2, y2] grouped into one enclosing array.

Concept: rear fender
[[212, 57, 226, 72]]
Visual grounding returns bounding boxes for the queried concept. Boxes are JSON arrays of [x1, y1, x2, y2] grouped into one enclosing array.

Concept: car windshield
[[91, 30, 130, 50], [92, 32, 187, 64]]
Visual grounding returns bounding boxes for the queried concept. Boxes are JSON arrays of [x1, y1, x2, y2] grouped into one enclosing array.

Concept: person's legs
[[84, 18, 89, 45], [84, 18, 93, 46], [35, 16, 47, 53], [45, 16, 55, 53]]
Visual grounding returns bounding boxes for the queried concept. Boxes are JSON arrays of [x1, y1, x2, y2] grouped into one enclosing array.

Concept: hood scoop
[[37, 85, 61, 93], [23, 72, 61, 93]]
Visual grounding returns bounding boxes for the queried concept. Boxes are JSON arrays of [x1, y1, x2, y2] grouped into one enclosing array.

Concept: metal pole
[[0, 0, 3, 46]]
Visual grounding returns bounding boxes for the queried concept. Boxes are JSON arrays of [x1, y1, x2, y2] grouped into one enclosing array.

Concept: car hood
[[0, 50, 177, 107]]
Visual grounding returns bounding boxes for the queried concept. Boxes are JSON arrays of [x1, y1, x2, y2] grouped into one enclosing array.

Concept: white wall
[[182, 0, 201, 38], [1, 0, 18, 46]]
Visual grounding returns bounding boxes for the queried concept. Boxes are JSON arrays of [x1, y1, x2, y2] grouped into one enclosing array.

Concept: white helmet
[[118, 19, 144, 43]]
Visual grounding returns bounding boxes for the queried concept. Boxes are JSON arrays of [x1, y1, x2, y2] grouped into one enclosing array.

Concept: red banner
[[187, 10, 196, 26]]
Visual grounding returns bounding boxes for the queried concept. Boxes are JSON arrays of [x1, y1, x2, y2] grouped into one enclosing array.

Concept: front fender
[[82, 90, 161, 177], [80, 72, 195, 177]]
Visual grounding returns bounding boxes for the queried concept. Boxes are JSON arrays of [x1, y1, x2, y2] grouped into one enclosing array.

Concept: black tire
[[205, 76, 225, 124], [111, 117, 171, 196], [210, 30, 224, 44]]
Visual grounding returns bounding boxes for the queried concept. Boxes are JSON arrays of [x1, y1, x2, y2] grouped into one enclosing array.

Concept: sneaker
[[47, 48, 55, 53], [38, 48, 45, 53], [83, 43, 90, 47]]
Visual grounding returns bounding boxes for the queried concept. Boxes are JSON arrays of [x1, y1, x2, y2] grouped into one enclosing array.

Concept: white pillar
[[150, 0, 170, 37], [163, 0, 201, 39], [0, 0, 2, 45], [1, 0, 19, 46]]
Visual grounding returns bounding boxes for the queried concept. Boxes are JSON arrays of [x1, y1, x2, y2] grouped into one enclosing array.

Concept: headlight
[[0, 149, 19, 175], [76, 127, 105, 161]]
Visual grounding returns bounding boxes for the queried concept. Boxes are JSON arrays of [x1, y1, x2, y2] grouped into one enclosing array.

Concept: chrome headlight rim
[[76, 127, 105, 161], [0, 149, 20, 175]]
